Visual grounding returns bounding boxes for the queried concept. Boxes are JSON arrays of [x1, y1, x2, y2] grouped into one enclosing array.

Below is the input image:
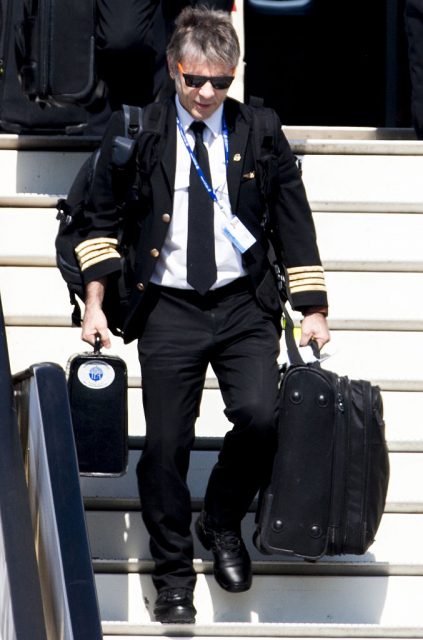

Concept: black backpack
[[55, 104, 144, 335]]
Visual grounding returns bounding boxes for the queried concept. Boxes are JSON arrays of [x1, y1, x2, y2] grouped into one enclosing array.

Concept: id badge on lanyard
[[219, 200, 256, 254], [177, 114, 257, 254]]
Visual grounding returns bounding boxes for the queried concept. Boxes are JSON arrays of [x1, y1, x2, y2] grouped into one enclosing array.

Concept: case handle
[[93, 334, 102, 355]]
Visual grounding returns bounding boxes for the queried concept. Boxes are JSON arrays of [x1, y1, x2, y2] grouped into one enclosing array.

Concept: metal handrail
[[0, 295, 47, 640], [13, 362, 102, 640]]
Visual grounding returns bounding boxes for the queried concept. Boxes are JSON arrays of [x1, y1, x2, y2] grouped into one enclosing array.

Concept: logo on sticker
[[77, 361, 115, 389]]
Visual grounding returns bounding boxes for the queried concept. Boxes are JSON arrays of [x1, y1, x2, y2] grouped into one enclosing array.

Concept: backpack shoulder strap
[[112, 104, 144, 167], [122, 104, 144, 138]]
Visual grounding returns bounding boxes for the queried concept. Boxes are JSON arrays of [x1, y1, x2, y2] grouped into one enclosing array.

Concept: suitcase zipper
[[328, 378, 348, 554], [360, 381, 372, 551]]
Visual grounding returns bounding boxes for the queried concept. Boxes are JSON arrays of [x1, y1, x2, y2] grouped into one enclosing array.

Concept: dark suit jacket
[[77, 97, 328, 343]]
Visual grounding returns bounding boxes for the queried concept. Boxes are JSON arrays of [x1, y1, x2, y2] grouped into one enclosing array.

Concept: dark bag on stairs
[[253, 309, 390, 560], [67, 337, 128, 476], [0, 0, 89, 133], [16, 0, 105, 108]]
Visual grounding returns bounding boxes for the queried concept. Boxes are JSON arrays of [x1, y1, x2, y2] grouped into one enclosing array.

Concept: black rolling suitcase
[[16, 0, 105, 108], [67, 338, 128, 476], [254, 311, 390, 560], [0, 0, 89, 133]]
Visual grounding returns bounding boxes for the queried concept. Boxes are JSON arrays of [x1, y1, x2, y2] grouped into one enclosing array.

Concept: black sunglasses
[[177, 62, 234, 90]]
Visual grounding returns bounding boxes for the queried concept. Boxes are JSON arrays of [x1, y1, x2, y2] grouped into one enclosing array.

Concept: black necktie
[[187, 121, 217, 295]]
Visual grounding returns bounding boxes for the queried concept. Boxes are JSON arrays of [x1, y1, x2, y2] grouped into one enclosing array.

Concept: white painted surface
[[0, 150, 88, 197], [86, 511, 422, 568], [127, 388, 423, 447], [2, 208, 423, 272], [3, 267, 423, 330], [0, 208, 58, 266], [5, 327, 423, 388], [127, 387, 423, 456], [314, 211, 423, 270], [80, 449, 423, 511], [96, 573, 423, 625], [2, 150, 423, 210], [301, 155, 423, 207]]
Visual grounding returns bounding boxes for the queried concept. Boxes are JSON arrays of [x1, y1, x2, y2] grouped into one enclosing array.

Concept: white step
[[127, 388, 423, 449], [1, 147, 423, 213], [0, 208, 58, 266], [314, 211, 423, 271], [101, 630, 423, 640], [6, 327, 422, 390], [80, 450, 423, 512], [0, 149, 88, 199], [2, 266, 423, 331], [101, 635, 423, 640], [284, 126, 417, 141], [2, 208, 423, 272], [86, 511, 423, 573], [95, 573, 423, 626], [301, 154, 423, 211]]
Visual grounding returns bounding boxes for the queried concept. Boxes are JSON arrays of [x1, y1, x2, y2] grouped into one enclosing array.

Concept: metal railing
[[0, 295, 47, 640], [13, 362, 103, 640]]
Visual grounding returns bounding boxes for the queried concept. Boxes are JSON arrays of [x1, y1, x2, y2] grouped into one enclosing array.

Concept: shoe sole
[[156, 616, 196, 624], [216, 576, 252, 593]]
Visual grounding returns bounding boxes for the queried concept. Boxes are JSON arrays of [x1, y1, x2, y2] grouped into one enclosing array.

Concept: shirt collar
[[175, 94, 224, 138]]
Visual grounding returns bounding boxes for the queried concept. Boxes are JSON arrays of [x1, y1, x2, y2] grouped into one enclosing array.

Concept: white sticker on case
[[77, 360, 116, 389]]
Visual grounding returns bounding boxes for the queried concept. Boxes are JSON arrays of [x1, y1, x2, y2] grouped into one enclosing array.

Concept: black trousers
[[405, 0, 423, 138], [136, 279, 281, 591]]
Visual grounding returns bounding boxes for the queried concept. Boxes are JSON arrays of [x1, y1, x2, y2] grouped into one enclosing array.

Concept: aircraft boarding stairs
[[0, 125, 422, 638]]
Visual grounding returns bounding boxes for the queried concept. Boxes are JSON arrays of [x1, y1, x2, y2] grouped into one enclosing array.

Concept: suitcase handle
[[94, 334, 102, 355], [283, 302, 320, 365]]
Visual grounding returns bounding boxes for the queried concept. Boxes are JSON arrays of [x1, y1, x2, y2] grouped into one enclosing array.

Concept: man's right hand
[[81, 279, 111, 348], [81, 305, 111, 349]]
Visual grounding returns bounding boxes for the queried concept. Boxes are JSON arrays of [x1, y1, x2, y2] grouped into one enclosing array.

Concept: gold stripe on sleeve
[[287, 266, 327, 294], [75, 237, 120, 272]]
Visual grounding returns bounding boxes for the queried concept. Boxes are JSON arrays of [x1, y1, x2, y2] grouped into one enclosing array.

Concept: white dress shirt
[[150, 95, 247, 289]]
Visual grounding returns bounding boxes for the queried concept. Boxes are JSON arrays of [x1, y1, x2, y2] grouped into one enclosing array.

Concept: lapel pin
[[233, 153, 241, 162]]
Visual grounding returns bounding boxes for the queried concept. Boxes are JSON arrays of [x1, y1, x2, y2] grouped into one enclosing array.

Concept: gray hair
[[167, 5, 240, 73]]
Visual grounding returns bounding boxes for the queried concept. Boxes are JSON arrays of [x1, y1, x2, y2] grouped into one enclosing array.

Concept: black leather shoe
[[153, 587, 196, 624], [196, 511, 252, 592]]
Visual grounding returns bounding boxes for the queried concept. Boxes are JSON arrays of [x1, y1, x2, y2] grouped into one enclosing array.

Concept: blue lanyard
[[176, 114, 229, 208]]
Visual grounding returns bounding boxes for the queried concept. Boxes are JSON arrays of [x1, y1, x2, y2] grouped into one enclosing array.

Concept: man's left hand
[[299, 313, 330, 352]]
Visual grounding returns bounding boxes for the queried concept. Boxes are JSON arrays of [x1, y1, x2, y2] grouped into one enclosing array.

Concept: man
[[78, 6, 330, 624]]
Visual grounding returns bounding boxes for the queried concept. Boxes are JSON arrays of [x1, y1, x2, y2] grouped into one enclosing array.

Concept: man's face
[[170, 56, 235, 121]]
